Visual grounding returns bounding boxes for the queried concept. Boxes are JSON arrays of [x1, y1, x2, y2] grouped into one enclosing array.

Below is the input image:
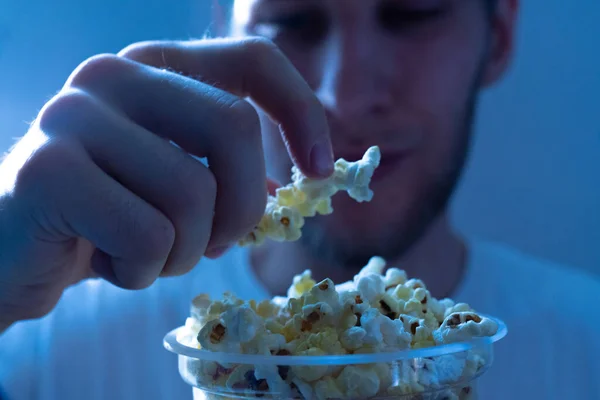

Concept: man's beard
[[299, 85, 482, 271]]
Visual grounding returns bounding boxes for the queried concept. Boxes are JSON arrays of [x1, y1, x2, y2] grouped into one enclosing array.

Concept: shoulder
[[470, 237, 599, 291], [466, 238, 600, 396], [464, 236, 600, 324]]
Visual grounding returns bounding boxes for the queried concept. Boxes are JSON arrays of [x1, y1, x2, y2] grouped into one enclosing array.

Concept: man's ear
[[481, 0, 520, 87]]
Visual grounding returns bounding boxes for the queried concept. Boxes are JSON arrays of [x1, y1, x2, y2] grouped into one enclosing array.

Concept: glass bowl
[[163, 316, 507, 400]]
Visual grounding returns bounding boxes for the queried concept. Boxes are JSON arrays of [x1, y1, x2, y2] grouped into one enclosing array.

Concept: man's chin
[[299, 214, 404, 267]]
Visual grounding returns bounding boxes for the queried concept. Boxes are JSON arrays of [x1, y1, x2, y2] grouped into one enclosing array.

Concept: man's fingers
[[118, 37, 334, 178], [62, 58, 268, 250], [14, 138, 174, 289], [37, 88, 218, 276]]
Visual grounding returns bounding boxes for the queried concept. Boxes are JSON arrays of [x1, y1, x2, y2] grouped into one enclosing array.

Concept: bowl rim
[[163, 315, 507, 366]]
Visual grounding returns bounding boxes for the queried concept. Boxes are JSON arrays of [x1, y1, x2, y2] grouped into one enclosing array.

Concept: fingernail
[[205, 245, 230, 259], [310, 140, 334, 177]]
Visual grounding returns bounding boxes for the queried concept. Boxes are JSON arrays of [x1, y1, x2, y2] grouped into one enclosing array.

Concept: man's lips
[[372, 152, 406, 182]]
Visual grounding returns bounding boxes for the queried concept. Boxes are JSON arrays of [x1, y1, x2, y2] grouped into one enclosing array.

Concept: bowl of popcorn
[[163, 147, 507, 399]]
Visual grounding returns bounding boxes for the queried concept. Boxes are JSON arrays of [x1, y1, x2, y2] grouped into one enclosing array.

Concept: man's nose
[[316, 29, 395, 120]]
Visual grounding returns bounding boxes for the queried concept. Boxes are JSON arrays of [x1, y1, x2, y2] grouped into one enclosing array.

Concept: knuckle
[[173, 166, 217, 223], [242, 36, 284, 73], [13, 139, 80, 197], [246, 193, 268, 234], [140, 213, 176, 263], [36, 89, 94, 134], [66, 53, 128, 89], [230, 188, 268, 242], [118, 41, 155, 58], [118, 40, 169, 62], [222, 98, 261, 139], [242, 36, 280, 60]]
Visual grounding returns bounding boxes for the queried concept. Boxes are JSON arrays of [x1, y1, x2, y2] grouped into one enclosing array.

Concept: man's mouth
[[372, 151, 406, 182]]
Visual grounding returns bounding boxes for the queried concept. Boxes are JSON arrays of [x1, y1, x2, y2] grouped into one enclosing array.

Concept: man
[[0, 0, 598, 399]]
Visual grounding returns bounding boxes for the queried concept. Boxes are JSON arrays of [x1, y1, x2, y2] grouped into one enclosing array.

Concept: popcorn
[[356, 274, 386, 304], [182, 253, 500, 399], [340, 326, 367, 350], [286, 270, 316, 299], [254, 364, 292, 398], [384, 267, 408, 288], [314, 376, 344, 400], [303, 279, 341, 315], [221, 305, 264, 343], [433, 312, 498, 345], [360, 308, 411, 350], [336, 366, 380, 398], [444, 302, 472, 319], [196, 319, 241, 353], [239, 146, 381, 246]]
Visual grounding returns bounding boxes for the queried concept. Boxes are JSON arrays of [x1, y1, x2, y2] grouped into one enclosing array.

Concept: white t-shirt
[[1, 237, 599, 400]]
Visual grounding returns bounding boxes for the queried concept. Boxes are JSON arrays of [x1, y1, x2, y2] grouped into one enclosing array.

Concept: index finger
[[118, 37, 334, 178]]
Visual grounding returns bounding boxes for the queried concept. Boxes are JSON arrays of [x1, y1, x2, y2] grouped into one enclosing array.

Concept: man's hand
[[0, 37, 333, 331]]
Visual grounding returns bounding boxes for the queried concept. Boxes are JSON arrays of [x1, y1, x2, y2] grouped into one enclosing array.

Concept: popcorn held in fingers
[[239, 146, 381, 246], [181, 256, 500, 399]]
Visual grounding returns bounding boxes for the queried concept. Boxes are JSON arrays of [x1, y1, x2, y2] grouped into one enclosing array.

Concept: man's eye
[[257, 11, 329, 46], [377, 4, 443, 32]]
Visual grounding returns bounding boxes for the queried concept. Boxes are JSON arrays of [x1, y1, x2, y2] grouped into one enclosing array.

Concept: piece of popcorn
[[243, 199, 305, 245], [336, 291, 368, 330], [275, 185, 306, 208], [239, 146, 380, 246], [334, 146, 382, 202], [356, 274, 386, 304], [225, 365, 255, 390], [287, 270, 316, 299], [242, 331, 287, 355], [300, 302, 335, 332], [378, 293, 401, 319], [249, 299, 284, 319], [393, 361, 427, 394], [413, 357, 440, 388], [444, 302, 473, 318], [294, 327, 345, 355], [336, 365, 381, 398], [434, 354, 467, 385], [181, 317, 203, 348], [313, 376, 345, 400], [428, 297, 448, 323], [392, 285, 413, 301], [340, 326, 367, 350], [404, 278, 427, 291], [219, 305, 265, 344], [303, 278, 342, 315], [433, 312, 498, 345], [371, 361, 393, 392], [196, 319, 242, 353], [254, 364, 293, 398], [384, 268, 408, 289], [462, 353, 486, 381], [360, 308, 411, 350], [356, 256, 387, 279], [291, 378, 314, 399], [398, 314, 432, 345], [290, 348, 331, 382], [190, 294, 213, 321]]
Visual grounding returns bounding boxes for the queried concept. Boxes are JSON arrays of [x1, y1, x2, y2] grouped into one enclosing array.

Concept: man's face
[[232, 0, 512, 267]]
